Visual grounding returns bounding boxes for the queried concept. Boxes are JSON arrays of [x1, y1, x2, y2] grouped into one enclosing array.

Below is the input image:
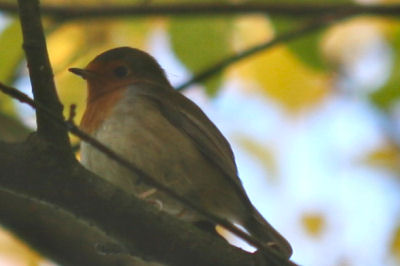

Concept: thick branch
[[0, 112, 144, 266], [17, 0, 70, 148], [0, 189, 156, 266], [1, 2, 298, 264], [0, 83, 297, 265], [0, 82, 288, 263], [0, 139, 266, 266], [2, 2, 400, 19], [0, 113, 30, 142]]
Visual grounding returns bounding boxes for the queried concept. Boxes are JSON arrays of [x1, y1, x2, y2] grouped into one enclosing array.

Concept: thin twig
[[66, 123, 288, 263], [177, 13, 345, 91], [0, 83, 36, 107], [68, 104, 77, 122], [0, 83, 63, 127], [2, 2, 400, 19], [0, 82, 290, 264]]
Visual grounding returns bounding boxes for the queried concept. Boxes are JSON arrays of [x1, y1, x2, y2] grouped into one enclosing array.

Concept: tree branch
[[0, 189, 156, 266], [0, 84, 272, 265], [177, 14, 342, 91], [0, 138, 280, 266], [0, 2, 299, 264], [0, 110, 145, 266], [0, 113, 30, 142], [0, 82, 290, 264], [2, 2, 400, 19], [17, 0, 70, 148]]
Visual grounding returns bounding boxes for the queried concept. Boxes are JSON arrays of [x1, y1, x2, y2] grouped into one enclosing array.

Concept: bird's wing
[[136, 84, 252, 206]]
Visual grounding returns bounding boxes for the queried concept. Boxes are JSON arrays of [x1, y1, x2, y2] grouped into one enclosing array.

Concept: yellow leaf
[[234, 135, 277, 181], [321, 17, 388, 67], [362, 143, 400, 172], [391, 225, 400, 259], [47, 23, 86, 72], [233, 46, 330, 112], [232, 15, 274, 52], [301, 212, 326, 237], [0, 228, 44, 265]]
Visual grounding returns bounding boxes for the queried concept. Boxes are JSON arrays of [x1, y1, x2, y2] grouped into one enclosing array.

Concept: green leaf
[[272, 18, 327, 70], [270, 16, 328, 70], [0, 18, 23, 116], [169, 17, 233, 95], [0, 19, 23, 83], [266, 0, 351, 70], [370, 26, 400, 110]]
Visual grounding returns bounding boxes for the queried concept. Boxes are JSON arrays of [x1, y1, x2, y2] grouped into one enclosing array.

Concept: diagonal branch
[[2, 2, 400, 19], [0, 139, 262, 266], [17, 0, 70, 149], [0, 83, 265, 265], [0, 189, 147, 266], [8, 0, 283, 258], [3, 2, 298, 264], [0, 82, 291, 264], [0, 84, 299, 265], [176, 13, 343, 91], [0, 111, 143, 266]]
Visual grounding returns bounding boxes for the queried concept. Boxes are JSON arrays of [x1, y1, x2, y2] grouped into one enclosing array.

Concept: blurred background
[[1, 0, 400, 265]]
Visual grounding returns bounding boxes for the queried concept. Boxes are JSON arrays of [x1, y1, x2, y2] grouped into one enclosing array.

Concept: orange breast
[[80, 88, 126, 134]]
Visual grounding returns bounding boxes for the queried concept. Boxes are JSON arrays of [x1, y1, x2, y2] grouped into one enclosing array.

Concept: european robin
[[69, 47, 292, 258]]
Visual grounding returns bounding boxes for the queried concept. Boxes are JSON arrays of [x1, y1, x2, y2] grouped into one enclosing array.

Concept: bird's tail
[[244, 208, 292, 259]]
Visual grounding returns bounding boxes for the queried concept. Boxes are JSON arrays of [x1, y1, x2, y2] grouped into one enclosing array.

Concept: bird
[[69, 47, 292, 258]]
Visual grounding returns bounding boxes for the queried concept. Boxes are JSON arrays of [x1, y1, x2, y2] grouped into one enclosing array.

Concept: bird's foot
[[137, 189, 163, 210], [138, 188, 157, 199]]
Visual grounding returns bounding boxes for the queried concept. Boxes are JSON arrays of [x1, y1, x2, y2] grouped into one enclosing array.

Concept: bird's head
[[69, 47, 171, 103]]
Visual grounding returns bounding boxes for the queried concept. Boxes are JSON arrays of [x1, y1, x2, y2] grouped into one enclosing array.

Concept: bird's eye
[[113, 65, 129, 78]]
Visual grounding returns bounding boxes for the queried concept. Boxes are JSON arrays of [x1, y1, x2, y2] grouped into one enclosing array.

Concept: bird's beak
[[68, 68, 96, 80]]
